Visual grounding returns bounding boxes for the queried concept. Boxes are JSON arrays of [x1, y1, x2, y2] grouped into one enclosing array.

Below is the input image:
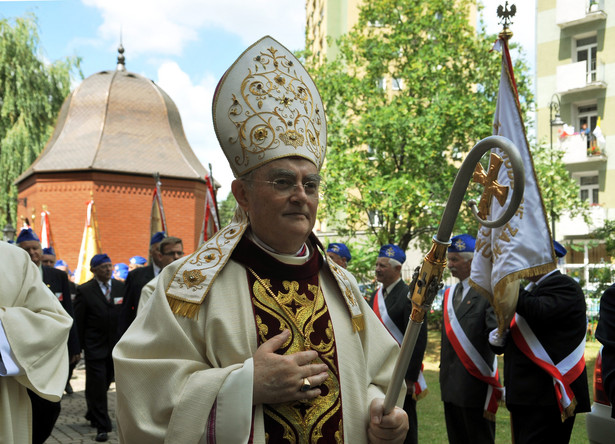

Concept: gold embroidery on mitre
[[222, 40, 325, 173]]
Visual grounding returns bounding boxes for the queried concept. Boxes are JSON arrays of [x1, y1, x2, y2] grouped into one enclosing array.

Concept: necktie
[[453, 283, 463, 311], [103, 283, 111, 302]]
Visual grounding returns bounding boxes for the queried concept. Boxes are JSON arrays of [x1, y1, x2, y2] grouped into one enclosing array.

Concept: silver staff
[[383, 135, 525, 414]]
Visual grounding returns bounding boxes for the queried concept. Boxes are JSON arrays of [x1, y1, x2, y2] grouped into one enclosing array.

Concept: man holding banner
[[490, 243, 589, 442], [470, 34, 589, 443]]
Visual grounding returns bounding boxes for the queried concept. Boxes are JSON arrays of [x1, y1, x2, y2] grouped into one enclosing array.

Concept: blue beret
[[16, 228, 40, 244], [553, 240, 567, 258], [129, 255, 147, 265], [448, 234, 475, 253], [378, 244, 406, 264], [42, 247, 55, 256], [90, 253, 111, 268], [150, 231, 166, 245], [113, 263, 129, 280], [327, 243, 351, 262], [55, 259, 68, 267]]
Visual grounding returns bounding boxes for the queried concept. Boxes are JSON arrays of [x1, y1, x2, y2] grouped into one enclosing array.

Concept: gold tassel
[[352, 314, 365, 332], [560, 397, 577, 422], [166, 296, 201, 320]]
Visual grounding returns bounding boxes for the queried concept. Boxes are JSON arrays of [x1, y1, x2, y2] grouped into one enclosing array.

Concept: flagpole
[[383, 135, 525, 414]]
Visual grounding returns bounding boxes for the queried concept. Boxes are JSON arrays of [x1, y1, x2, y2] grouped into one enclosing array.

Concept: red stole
[[443, 285, 503, 420]]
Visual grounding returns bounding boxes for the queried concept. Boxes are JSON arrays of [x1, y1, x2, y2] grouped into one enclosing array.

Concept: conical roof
[[17, 50, 207, 183]]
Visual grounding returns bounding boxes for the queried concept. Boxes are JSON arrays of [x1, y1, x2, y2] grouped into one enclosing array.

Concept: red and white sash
[[510, 313, 586, 420], [444, 284, 503, 420], [373, 286, 428, 399]]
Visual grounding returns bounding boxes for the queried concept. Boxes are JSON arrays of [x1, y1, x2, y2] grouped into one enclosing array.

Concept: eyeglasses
[[162, 250, 184, 257], [245, 178, 322, 199]]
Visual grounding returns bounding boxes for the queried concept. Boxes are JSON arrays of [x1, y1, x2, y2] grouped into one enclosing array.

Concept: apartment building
[[536, 0, 614, 287]]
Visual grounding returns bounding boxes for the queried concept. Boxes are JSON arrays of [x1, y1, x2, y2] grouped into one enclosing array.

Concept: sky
[[0, 0, 536, 198]]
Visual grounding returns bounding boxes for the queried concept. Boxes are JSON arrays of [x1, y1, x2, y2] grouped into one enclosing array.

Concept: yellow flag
[[74, 200, 102, 284]]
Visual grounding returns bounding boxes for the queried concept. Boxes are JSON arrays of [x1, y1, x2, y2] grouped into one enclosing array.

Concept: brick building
[[15, 48, 211, 269]]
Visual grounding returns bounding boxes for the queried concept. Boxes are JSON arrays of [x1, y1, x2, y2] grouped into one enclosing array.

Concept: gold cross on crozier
[[472, 153, 509, 219]]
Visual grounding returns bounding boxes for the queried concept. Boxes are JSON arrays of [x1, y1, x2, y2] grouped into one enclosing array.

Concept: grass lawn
[[416, 330, 602, 443]]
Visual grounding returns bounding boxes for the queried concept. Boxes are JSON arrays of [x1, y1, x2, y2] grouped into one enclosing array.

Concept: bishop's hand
[[252, 329, 329, 405]]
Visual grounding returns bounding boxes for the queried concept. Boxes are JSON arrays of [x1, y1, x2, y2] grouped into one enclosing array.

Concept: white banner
[[469, 39, 556, 329]]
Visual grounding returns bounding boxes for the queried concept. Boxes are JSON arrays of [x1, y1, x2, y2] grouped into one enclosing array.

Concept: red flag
[[40, 207, 54, 250], [199, 173, 220, 244]]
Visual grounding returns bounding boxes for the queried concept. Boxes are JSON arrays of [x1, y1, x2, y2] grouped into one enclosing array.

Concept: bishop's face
[[233, 158, 320, 254]]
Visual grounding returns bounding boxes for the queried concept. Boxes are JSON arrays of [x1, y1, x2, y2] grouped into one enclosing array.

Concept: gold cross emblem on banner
[[472, 152, 509, 219]]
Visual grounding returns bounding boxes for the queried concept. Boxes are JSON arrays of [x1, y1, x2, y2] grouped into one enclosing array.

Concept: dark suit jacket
[[596, 283, 615, 416], [117, 264, 155, 336], [440, 283, 498, 408], [501, 271, 590, 412], [74, 278, 125, 360], [370, 279, 427, 382], [42, 266, 80, 356]]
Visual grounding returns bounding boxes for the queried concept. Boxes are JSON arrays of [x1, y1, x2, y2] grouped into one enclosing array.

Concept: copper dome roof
[[17, 61, 207, 183]]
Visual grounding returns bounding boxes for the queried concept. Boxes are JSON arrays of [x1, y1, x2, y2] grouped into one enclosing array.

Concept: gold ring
[[300, 377, 311, 392]]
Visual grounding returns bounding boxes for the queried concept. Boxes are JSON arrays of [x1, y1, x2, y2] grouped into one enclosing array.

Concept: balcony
[[556, 0, 607, 28], [556, 61, 607, 95], [557, 204, 607, 238], [560, 133, 607, 166]]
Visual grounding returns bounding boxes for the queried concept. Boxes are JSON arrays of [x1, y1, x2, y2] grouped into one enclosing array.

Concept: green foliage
[[0, 14, 81, 228], [594, 219, 615, 257], [307, 0, 535, 251], [217, 191, 237, 227]]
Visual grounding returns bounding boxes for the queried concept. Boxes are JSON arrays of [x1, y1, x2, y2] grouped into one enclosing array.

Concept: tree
[[306, 0, 535, 251], [0, 14, 81, 229], [217, 191, 237, 227]]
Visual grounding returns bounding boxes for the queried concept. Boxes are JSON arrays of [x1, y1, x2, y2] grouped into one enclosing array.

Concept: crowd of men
[[0, 33, 612, 444]]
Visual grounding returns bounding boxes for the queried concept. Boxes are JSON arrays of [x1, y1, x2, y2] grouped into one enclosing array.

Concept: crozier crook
[[383, 135, 525, 414]]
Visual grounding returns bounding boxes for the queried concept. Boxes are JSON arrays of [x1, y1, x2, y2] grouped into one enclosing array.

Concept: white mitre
[[212, 35, 327, 176]]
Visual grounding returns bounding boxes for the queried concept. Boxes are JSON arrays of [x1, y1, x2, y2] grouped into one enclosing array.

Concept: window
[[579, 174, 599, 204], [377, 77, 387, 90], [576, 35, 597, 83], [391, 78, 403, 91]]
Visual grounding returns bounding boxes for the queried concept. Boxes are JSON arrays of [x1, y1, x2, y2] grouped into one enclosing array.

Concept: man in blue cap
[[41, 247, 57, 268], [441, 234, 499, 444], [74, 253, 125, 442], [118, 233, 184, 336], [128, 255, 147, 272], [113, 263, 129, 281], [489, 240, 590, 443], [16, 228, 80, 442], [370, 244, 427, 444], [326, 242, 351, 268]]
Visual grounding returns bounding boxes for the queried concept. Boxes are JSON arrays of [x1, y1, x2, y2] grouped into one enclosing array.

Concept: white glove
[[488, 328, 508, 347]]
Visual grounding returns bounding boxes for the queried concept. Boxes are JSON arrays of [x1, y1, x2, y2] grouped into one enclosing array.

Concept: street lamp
[[3, 223, 16, 242], [549, 93, 564, 240]]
